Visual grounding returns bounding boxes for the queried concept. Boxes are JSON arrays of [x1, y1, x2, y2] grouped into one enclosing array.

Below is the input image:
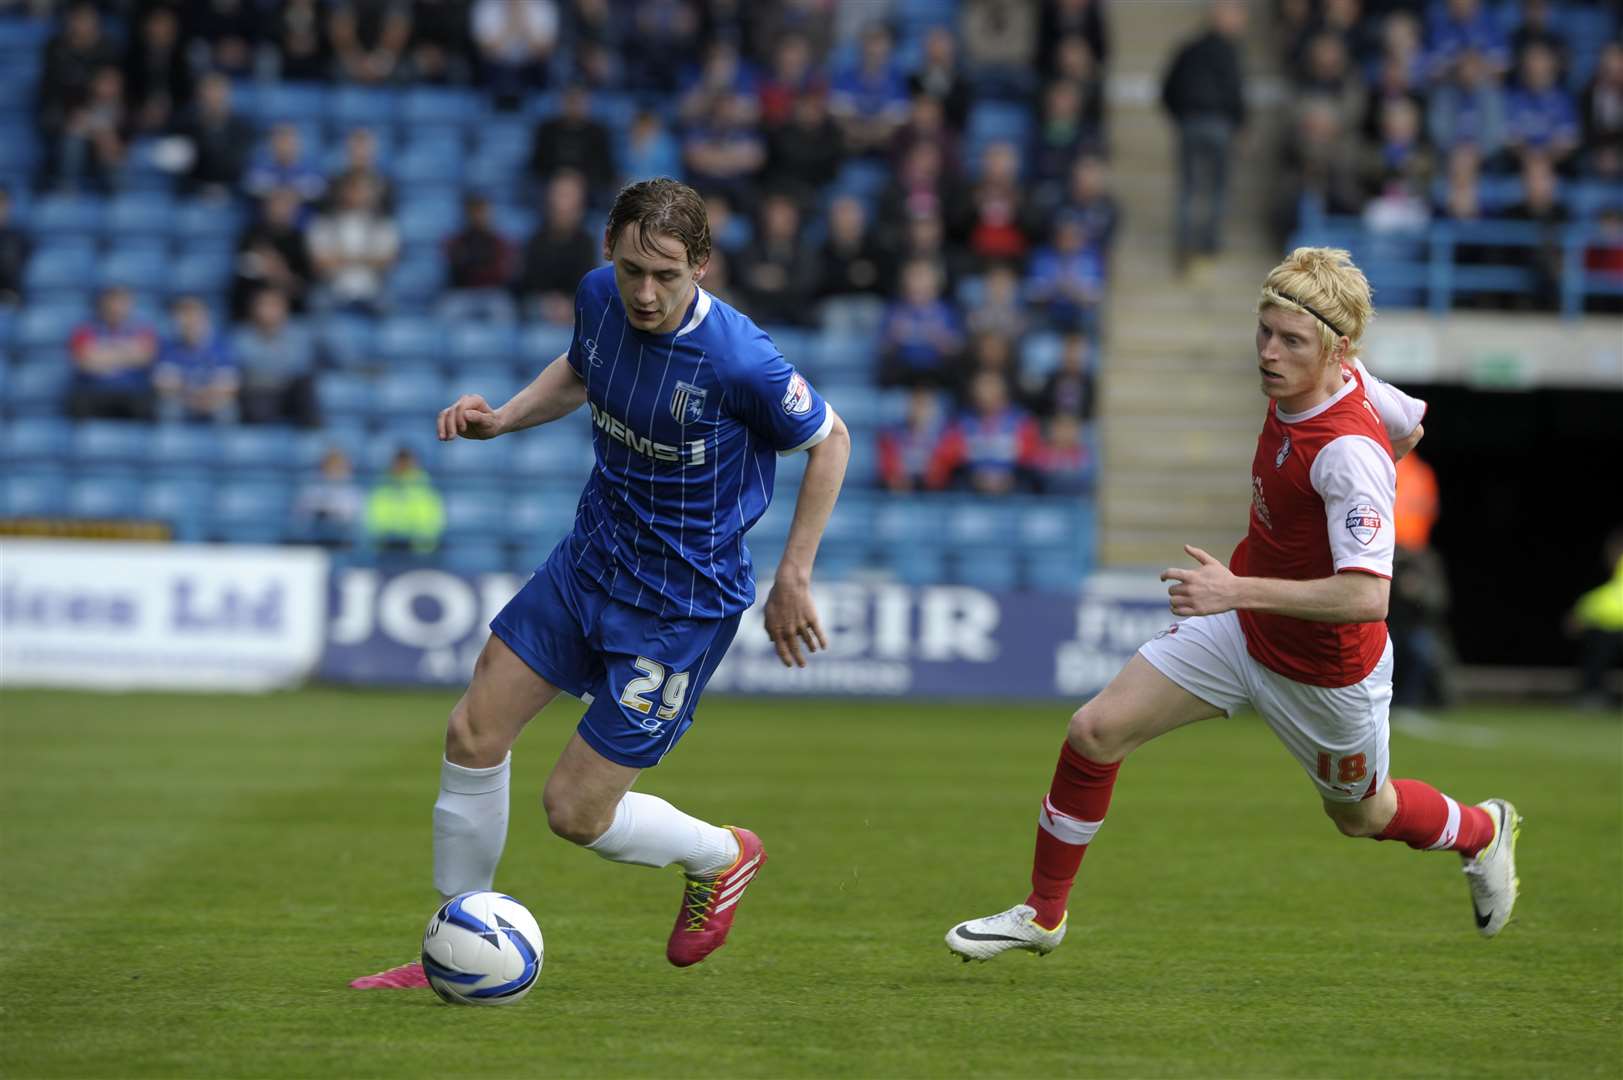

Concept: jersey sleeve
[[1310, 434, 1397, 579], [1353, 358, 1427, 442], [727, 339, 833, 456]]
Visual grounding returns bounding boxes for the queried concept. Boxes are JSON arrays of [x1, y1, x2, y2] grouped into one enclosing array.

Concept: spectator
[[1040, 0, 1110, 79], [696, 245, 740, 308], [1274, 97, 1364, 241], [961, 0, 1039, 99], [830, 23, 911, 157], [737, 192, 817, 327], [928, 370, 1042, 495], [1033, 331, 1095, 420], [703, 190, 749, 258], [124, 4, 192, 135], [1362, 38, 1428, 144], [1428, 48, 1508, 165], [265, 0, 331, 82], [1579, 42, 1623, 179], [960, 140, 1034, 264], [758, 31, 824, 128], [678, 39, 756, 129], [1583, 207, 1623, 314], [621, 109, 682, 181], [233, 186, 315, 317], [1161, 0, 1248, 271], [411, 0, 474, 85], [243, 123, 328, 211], [308, 172, 401, 314], [1048, 153, 1120, 254], [1566, 527, 1623, 710], [965, 262, 1030, 343], [890, 209, 964, 299], [329, 0, 414, 84], [880, 258, 964, 389], [177, 72, 255, 199], [51, 64, 129, 193], [1025, 212, 1105, 335], [0, 187, 28, 306], [531, 83, 618, 200], [892, 92, 962, 180], [1297, 31, 1364, 136], [1506, 41, 1579, 170], [962, 330, 1020, 395], [907, 25, 971, 132], [1425, 0, 1508, 80], [877, 387, 949, 493], [68, 286, 158, 420], [37, 3, 118, 153], [155, 296, 239, 424], [329, 127, 395, 213], [1034, 413, 1095, 495], [441, 194, 518, 322], [1032, 79, 1099, 194], [623, 0, 702, 95], [367, 446, 446, 554], [472, 0, 560, 108], [189, 0, 260, 76], [1500, 154, 1568, 310], [1049, 34, 1107, 126], [234, 288, 320, 428], [567, 0, 624, 89], [1316, 0, 1379, 72], [1362, 95, 1433, 207], [765, 91, 845, 214], [517, 170, 598, 324], [878, 142, 961, 252], [1508, 0, 1569, 88], [814, 195, 887, 303], [1389, 450, 1456, 708], [683, 93, 767, 207], [293, 447, 365, 548]]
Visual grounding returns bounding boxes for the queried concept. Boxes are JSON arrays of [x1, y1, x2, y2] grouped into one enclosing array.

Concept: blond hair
[[1257, 247, 1375, 358]]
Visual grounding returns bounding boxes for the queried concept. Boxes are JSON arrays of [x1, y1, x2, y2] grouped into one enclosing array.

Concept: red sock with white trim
[[1375, 778, 1494, 856], [1025, 743, 1120, 930]]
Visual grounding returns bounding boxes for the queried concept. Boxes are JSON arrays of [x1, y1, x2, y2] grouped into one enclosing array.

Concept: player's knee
[[1065, 703, 1130, 763], [444, 701, 509, 769], [542, 791, 608, 846], [1323, 801, 1381, 838]]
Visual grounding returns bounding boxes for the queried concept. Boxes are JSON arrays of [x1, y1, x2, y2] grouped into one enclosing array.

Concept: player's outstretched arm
[[763, 408, 852, 668], [1161, 546, 1390, 623], [437, 354, 587, 441]]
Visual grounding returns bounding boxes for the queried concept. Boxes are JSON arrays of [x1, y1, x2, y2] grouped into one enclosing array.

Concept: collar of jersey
[[1275, 363, 1359, 425], [632, 287, 712, 339]]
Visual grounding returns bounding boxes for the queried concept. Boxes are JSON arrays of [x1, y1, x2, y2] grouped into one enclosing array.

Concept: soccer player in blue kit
[[352, 178, 850, 986]]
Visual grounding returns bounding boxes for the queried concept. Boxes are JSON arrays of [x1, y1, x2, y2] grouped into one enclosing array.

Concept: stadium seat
[[1, 418, 71, 464], [67, 471, 145, 518], [519, 324, 572, 366], [954, 546, 1020, 590], [395, 136, 465, 187], [169, 251, 235, 296], [173, 200, 246, 245], [99, 247, 170, 291], [8, 357, 70, 410], [105, 192, 175, 238], [448, 365, 523, 407], [473, 116, 534, 164], [376, 315, 447, 364], [433, 430, 514, 479], [403, 86, 485, 131], [508, 490, 580, 539], [884, 544, 947, 586], [447, 322, 519, 365], [148, 424, 224, 471], [219, 426, 299, 472], [332, 86, 402, 131], [509, 428, 594, 479], [316, 313, 378, 369], [23, 243, 97, 293], [292, 428, 368, 470], [440, 541, 509, 576], [2, 468, 69, 517], [812, 333, 879, 378], [70, 420, 149, 465], [946, 501, 1017, 548], [874, 497, 948, 547], [376, 370, 446, 416], [141, 477, 212, 541], [1016, 501, 1080, 551], [30, 194, 106, 235], [441, 485, 512, 541], [256, 82, 331, 126], [389, 257, 447, 307], [1026, 552, 1086, 593], [315, 373, 377, 420], [210, 480, 293, 536], [398, 197, 461, 246]]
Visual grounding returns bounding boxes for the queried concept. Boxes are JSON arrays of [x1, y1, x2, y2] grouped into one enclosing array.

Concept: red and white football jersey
[[1229, 361, 1424, 688]]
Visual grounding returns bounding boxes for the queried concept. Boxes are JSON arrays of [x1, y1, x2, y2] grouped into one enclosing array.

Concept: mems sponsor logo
[[589, 402, 706, 465]]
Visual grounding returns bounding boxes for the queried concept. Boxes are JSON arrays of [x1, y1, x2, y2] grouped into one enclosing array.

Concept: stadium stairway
[[1096, 0, 1286, 569]]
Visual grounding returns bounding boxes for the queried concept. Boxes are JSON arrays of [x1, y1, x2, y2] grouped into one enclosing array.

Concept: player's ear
[[690, 257, 709, 284], [601, 229, 615, 263]]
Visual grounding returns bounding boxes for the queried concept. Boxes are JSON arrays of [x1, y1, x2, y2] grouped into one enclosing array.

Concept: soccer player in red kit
[[946, 247, 1521, 960]]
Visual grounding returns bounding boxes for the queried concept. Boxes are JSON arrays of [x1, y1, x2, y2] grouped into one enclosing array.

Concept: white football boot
[[946, 904, 1066, 962], [1462, 798, 1522, 938]]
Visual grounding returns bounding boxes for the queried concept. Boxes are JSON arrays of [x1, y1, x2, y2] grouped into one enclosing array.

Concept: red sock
[[1375, 778, 1494, 856], [1025, 743, 1120, 929]]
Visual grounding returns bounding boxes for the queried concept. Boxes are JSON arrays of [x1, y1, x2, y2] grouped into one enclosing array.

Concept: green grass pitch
[[1, 688, 1618, 1078]]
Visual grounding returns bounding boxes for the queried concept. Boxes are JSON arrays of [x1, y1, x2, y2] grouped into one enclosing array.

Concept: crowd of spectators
[[1273, 0, 1623, 311], [8, 0, 1119, 501]]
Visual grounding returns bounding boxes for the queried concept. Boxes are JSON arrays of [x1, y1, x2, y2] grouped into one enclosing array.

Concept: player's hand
[[437, 394, 505, 441], [1160, 545, 1238, 617], [763, 574, 827, 669]]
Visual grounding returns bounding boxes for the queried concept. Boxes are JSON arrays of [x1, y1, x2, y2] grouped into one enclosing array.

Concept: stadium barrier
[[0, 539, 329, 690], [1, 542, 1174, 699]]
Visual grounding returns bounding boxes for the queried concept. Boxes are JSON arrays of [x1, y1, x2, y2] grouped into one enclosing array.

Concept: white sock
[[585, 792, 740, 877], [432, 754, 510, 897]]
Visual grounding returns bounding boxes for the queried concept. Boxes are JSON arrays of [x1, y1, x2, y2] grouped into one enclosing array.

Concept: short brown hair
[[605, 177, 711, 267]]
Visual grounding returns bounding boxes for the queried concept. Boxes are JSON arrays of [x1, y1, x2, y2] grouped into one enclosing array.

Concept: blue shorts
[[490, 545, 741, 769]]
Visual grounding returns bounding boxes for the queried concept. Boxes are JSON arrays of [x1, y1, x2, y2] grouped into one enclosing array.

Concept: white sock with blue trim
[[433, 754, 510, 897], [586, 792, 739, 876]]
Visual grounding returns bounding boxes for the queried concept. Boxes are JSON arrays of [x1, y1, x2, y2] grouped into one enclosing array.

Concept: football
[[421, 892, 543, 1006]]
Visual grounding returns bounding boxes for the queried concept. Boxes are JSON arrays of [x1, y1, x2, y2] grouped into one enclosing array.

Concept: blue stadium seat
[[316, 314, 378, 368], [148, 424, 224, 471], [398, 197, 461, 246], [332, 86, 402, 131], [8, 357, 70, 410], [440, 540, 510, 576], [1016, 501, 1081, 550], [433, 430, 513, 479], [15, 301, 86, 351], [105, 192, 175, 237], [390, 257, 447, 306], [210, 480, 293, 536], [219, 426, 299, 472], [292, 428, 368, 470], [447, 322, 519, 365], [99, 247, 170, 290], [449, 365, 523, 406], [509, 491, 578, 540], [954, 547, 1020, 590], [440, 485, 510, 541], [315, 373, 377, 419], [874, 497, 948, 547], [395, 136, 466, 187], [818, 381, 881, 427], [403, 86, 485, 129], [1, 418, 71, 464], [67, 471, 145, 518], [169, 251, 235, 296], [1021, 332, 1067, 380], [377, 370, 447, 416], [256, 82, 332, 126], [1026, 552, 1086, 593], [173, 200, 246, 245], [812, 333, 879, 379], [2, 468, 69, 516], [23, 243, 97, 293], [510, 428, 593, 478], [884, 544, 947, 586], [70, 420, 150, 465], [464, 153, 523, 202], [946, 502, 1016, 548], [519, 324, 572, 366], [376, 315, 447, 364], [31, 194, 106, 235], [140, 477, 212, 541]]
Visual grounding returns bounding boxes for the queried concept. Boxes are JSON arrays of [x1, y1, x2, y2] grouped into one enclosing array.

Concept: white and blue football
[[421, 891, 543, 1005]]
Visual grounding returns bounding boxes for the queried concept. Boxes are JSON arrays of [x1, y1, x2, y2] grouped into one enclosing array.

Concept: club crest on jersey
[[782, 372, 812, 415], [1275, 433, 1292, 469], [1345, 504, 1382, 545], [670, 380, 707, 424]]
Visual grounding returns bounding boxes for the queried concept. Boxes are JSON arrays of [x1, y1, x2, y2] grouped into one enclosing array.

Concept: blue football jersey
[[560, 266, 832, 619]]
